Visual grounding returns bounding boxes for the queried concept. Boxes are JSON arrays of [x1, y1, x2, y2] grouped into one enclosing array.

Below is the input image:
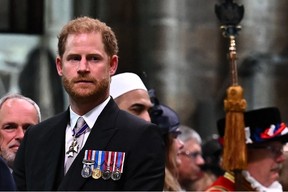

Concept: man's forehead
[[117, 90, 150, 103], [184, 139, 201, 148]]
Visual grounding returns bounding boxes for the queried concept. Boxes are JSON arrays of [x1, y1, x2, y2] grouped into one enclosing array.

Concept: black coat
[[0, 156, 16, 191], [13, 98, 165, 191]]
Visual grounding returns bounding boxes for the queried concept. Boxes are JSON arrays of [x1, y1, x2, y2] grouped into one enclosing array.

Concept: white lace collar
[[242, 170, 283, 192]]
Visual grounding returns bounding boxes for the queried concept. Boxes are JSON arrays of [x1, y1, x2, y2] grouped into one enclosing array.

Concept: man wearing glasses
[[206, 107, 287, 191], [177, 125, 205, 191]]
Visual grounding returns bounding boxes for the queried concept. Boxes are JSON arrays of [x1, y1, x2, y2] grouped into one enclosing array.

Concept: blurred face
[[247, 141, 285, 187], [115, 89, 152, 122], [165, 132, 184, 176], [170, 134, 184, 167], [56, 32, 118, 110], [178, 139, 205, 185], [0, 98, 38, 168]]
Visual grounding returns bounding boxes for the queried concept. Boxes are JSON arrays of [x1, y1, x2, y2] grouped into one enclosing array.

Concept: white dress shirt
[[64, 97, 110, 166]]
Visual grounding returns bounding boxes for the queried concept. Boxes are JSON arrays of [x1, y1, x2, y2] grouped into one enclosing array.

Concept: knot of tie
[[73, 117, 89, 138]]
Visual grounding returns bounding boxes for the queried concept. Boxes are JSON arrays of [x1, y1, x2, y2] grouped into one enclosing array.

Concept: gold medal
[[92, 168, 102, 179]]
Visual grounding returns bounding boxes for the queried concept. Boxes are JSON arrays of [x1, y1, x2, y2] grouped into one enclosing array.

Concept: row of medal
[[81, 150, 125, 181]]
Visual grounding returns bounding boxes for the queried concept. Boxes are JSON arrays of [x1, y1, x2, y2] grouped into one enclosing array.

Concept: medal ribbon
[[112, 152, 117, 172], [84, 150, 88, 161], [88, 150, 92, 160], [104, 151, 113, 171], [120, 152, 125, 173], [94, 150, 105, 170], [73, 123, 89, 138], [83, 150, 93, 163], [91, 150, 96, 169], [112, 152, 125, 173]]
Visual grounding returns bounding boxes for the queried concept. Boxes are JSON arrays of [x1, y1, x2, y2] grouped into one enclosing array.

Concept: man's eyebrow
[[130, 103, 145, 108], [1, 122, 18, 128]]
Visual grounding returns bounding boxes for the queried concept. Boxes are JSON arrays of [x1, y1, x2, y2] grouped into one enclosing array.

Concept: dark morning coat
[[13, 98, 165, 191], [0, 157, 16, 191]]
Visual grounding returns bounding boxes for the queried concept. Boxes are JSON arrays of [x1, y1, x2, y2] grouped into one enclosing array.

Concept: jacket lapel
[[58, 99, 120, 190], [44, 111, 69, 190]]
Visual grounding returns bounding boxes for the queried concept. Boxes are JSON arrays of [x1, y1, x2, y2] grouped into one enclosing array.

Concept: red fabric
[[205, 175, 235, 191], [261, 122, 287, 139]]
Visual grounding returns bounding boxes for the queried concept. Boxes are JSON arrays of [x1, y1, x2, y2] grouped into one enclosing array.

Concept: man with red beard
[[206, 107, 288, 191], [13, 16, 165, 191], [0, 94, 41, 171]]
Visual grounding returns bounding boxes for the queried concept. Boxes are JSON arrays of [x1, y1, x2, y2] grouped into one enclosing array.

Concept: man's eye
[[68, 55, 81, 61], [73, 57, 81, 61], [2, 124, 17, 131], [87, 56, 100, 62], [130, 107, 144, 115], [4, 125, 13, 129], [23, 124, 33, 131]]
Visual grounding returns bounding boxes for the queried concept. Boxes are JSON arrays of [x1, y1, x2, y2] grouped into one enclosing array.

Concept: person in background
[[279, 143, 288, 190], [0, 93, 41, 171], [0, 156, 16, 190], [206, 107, 288, 191], [110, 72, 152, 122], [149, 89, 184, 191], [13, 16, 165, 191], [193, 134, 224, 191], [177, 125, 205, 191]]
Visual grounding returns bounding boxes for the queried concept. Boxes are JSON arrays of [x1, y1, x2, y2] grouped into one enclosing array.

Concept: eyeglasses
[[250, 145, 283, 157], [170, 130, 181, 138], [180, 151, 202, 160]]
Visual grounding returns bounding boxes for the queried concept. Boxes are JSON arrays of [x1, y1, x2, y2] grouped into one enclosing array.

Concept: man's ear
[[56, 57, 63, 76], [109, 55, 118, 76]]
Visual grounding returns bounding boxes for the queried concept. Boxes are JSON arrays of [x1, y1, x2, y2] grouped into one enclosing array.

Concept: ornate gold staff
[[215, 0, 247, 186]]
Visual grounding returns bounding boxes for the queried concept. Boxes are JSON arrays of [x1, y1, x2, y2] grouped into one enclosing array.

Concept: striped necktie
[[65, 117, 89, 174]]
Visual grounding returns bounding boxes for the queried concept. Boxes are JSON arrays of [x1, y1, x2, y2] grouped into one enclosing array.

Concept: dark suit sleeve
[[0, 157, 16, 191], [12, 127, 29, 190], [123, 123, 165, 190]]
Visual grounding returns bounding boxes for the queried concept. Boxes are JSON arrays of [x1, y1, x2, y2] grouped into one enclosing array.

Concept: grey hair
[[178, 125, 202, 144], [0, 93, 41, 122]]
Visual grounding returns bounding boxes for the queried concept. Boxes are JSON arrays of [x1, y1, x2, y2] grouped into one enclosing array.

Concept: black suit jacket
[[13, 99, 165, 191], [0, 157, 16, 191]]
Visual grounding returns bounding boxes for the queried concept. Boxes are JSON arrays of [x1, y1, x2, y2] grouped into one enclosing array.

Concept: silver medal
[[66, 139, 79, 157], [81, 165, 92, 178], [111, 170, 121, 181]]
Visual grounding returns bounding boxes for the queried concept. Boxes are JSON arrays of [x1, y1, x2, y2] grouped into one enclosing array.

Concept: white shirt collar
[[69, 97, 111, 129]]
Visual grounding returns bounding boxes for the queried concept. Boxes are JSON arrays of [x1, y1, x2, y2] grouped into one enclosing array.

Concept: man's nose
[[177, 138, 184, 150], [78, 58, 90, 72], [141, 111, 151, 122], [197, 154, 205, 165], [15, 127, 25, 140], [277, 152, 286, 163]]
